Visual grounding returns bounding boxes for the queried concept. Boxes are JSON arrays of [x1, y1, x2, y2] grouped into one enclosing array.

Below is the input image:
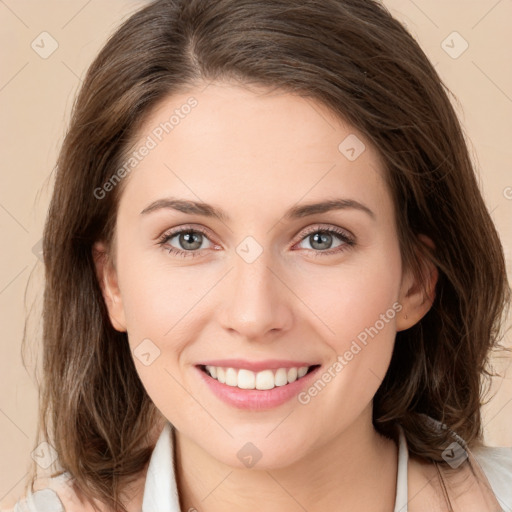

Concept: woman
[[5, 0, 512, 510]]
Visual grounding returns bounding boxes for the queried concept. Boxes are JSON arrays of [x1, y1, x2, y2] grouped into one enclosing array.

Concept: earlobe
[[92, 241, 127, 332], [396, 235, 438, 332]]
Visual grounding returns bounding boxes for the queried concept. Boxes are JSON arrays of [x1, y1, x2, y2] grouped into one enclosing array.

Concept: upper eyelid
[[160, 223, 353, 247], [161, 225, 216, 244], [298, 224, 353, 238]]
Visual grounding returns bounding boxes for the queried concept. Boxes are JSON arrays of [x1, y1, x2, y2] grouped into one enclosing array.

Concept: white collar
[[142, 423, 410, 512], [142, 423, 180, 511]]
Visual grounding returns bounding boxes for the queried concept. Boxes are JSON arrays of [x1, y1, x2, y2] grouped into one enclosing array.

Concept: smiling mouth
[[197, 364, 321, 391]]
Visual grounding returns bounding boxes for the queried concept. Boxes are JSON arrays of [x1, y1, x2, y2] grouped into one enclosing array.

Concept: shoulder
[[406, 444, 512, 512], [471, 444, 512, 510], [1, 471, 147, 512], [0, 474, 102, 512]]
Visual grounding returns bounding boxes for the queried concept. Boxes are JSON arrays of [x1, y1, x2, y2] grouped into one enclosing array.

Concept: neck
[[174, 409, 398, 512]]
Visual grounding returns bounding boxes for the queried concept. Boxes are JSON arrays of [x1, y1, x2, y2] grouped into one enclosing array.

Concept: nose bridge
[[233, 233, 275, 291], [234, 248, 274, 298], [219, 241, 292, 338]]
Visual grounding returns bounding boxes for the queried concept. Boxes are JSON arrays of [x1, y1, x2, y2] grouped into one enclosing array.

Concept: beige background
[[1, 0, 511, 504]]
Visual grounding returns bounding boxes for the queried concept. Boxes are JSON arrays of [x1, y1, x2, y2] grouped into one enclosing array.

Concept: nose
[[218, 249, 293, 342]]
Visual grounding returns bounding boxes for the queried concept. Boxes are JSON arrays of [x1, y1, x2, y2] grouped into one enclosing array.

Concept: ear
[[396, 234, 438, 332], [92, 241, 127, 332]]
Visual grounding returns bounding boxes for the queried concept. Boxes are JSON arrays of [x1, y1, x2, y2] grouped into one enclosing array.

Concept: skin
[[94, 81, 437, 511]]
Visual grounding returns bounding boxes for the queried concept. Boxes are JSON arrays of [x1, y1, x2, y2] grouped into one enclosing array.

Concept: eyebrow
[[140, 197, 375, 222]]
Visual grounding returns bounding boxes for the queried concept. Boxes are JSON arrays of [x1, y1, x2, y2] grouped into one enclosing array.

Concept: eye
[[158, 224, 356, 259], [158, 226, 216, 258], [294, 226, 355, 256]]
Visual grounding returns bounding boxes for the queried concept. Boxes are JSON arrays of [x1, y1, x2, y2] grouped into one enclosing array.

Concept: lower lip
[[195, 365, 321, 410]]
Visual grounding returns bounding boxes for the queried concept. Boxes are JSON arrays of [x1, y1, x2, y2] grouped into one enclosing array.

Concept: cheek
[[290, 243, 402, 403], [116, 224, 402, 412], [116, 244, 214, 339], [117, 227, 402, 353], [115, 249, 209, 418], [293, 242, 402, 344]]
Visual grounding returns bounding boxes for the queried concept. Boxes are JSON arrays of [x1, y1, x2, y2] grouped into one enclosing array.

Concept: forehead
[[118, 82, 391, 219]]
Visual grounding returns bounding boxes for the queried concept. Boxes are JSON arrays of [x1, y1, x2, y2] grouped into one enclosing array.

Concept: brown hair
[[34, 0, 510, 509]]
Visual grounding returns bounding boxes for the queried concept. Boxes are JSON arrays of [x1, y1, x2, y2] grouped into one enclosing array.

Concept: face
[[96, 81, 433, 469]]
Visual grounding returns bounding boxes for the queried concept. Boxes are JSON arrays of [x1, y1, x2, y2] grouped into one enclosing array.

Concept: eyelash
[[157, 225, 356, 259]]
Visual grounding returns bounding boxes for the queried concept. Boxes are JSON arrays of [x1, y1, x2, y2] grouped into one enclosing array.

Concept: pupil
[[181, 231, 202, 250], [311, 232, 331, 250]]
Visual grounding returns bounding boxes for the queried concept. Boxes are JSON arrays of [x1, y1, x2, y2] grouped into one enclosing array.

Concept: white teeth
[[256, 370, 274, 390], [225, 368, 238, 386], [237, 369, 256, 389], [298, 367, 308, 378], [274, 368, 288, 387], [204, 365, 313, 390]]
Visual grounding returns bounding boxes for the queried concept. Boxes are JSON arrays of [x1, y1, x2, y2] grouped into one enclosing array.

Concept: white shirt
[[11, 422, 512, 511], [143, 423, 512, 511]]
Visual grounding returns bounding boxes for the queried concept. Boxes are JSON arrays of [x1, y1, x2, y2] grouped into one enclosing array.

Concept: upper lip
[[196, 359, 319, 372]]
